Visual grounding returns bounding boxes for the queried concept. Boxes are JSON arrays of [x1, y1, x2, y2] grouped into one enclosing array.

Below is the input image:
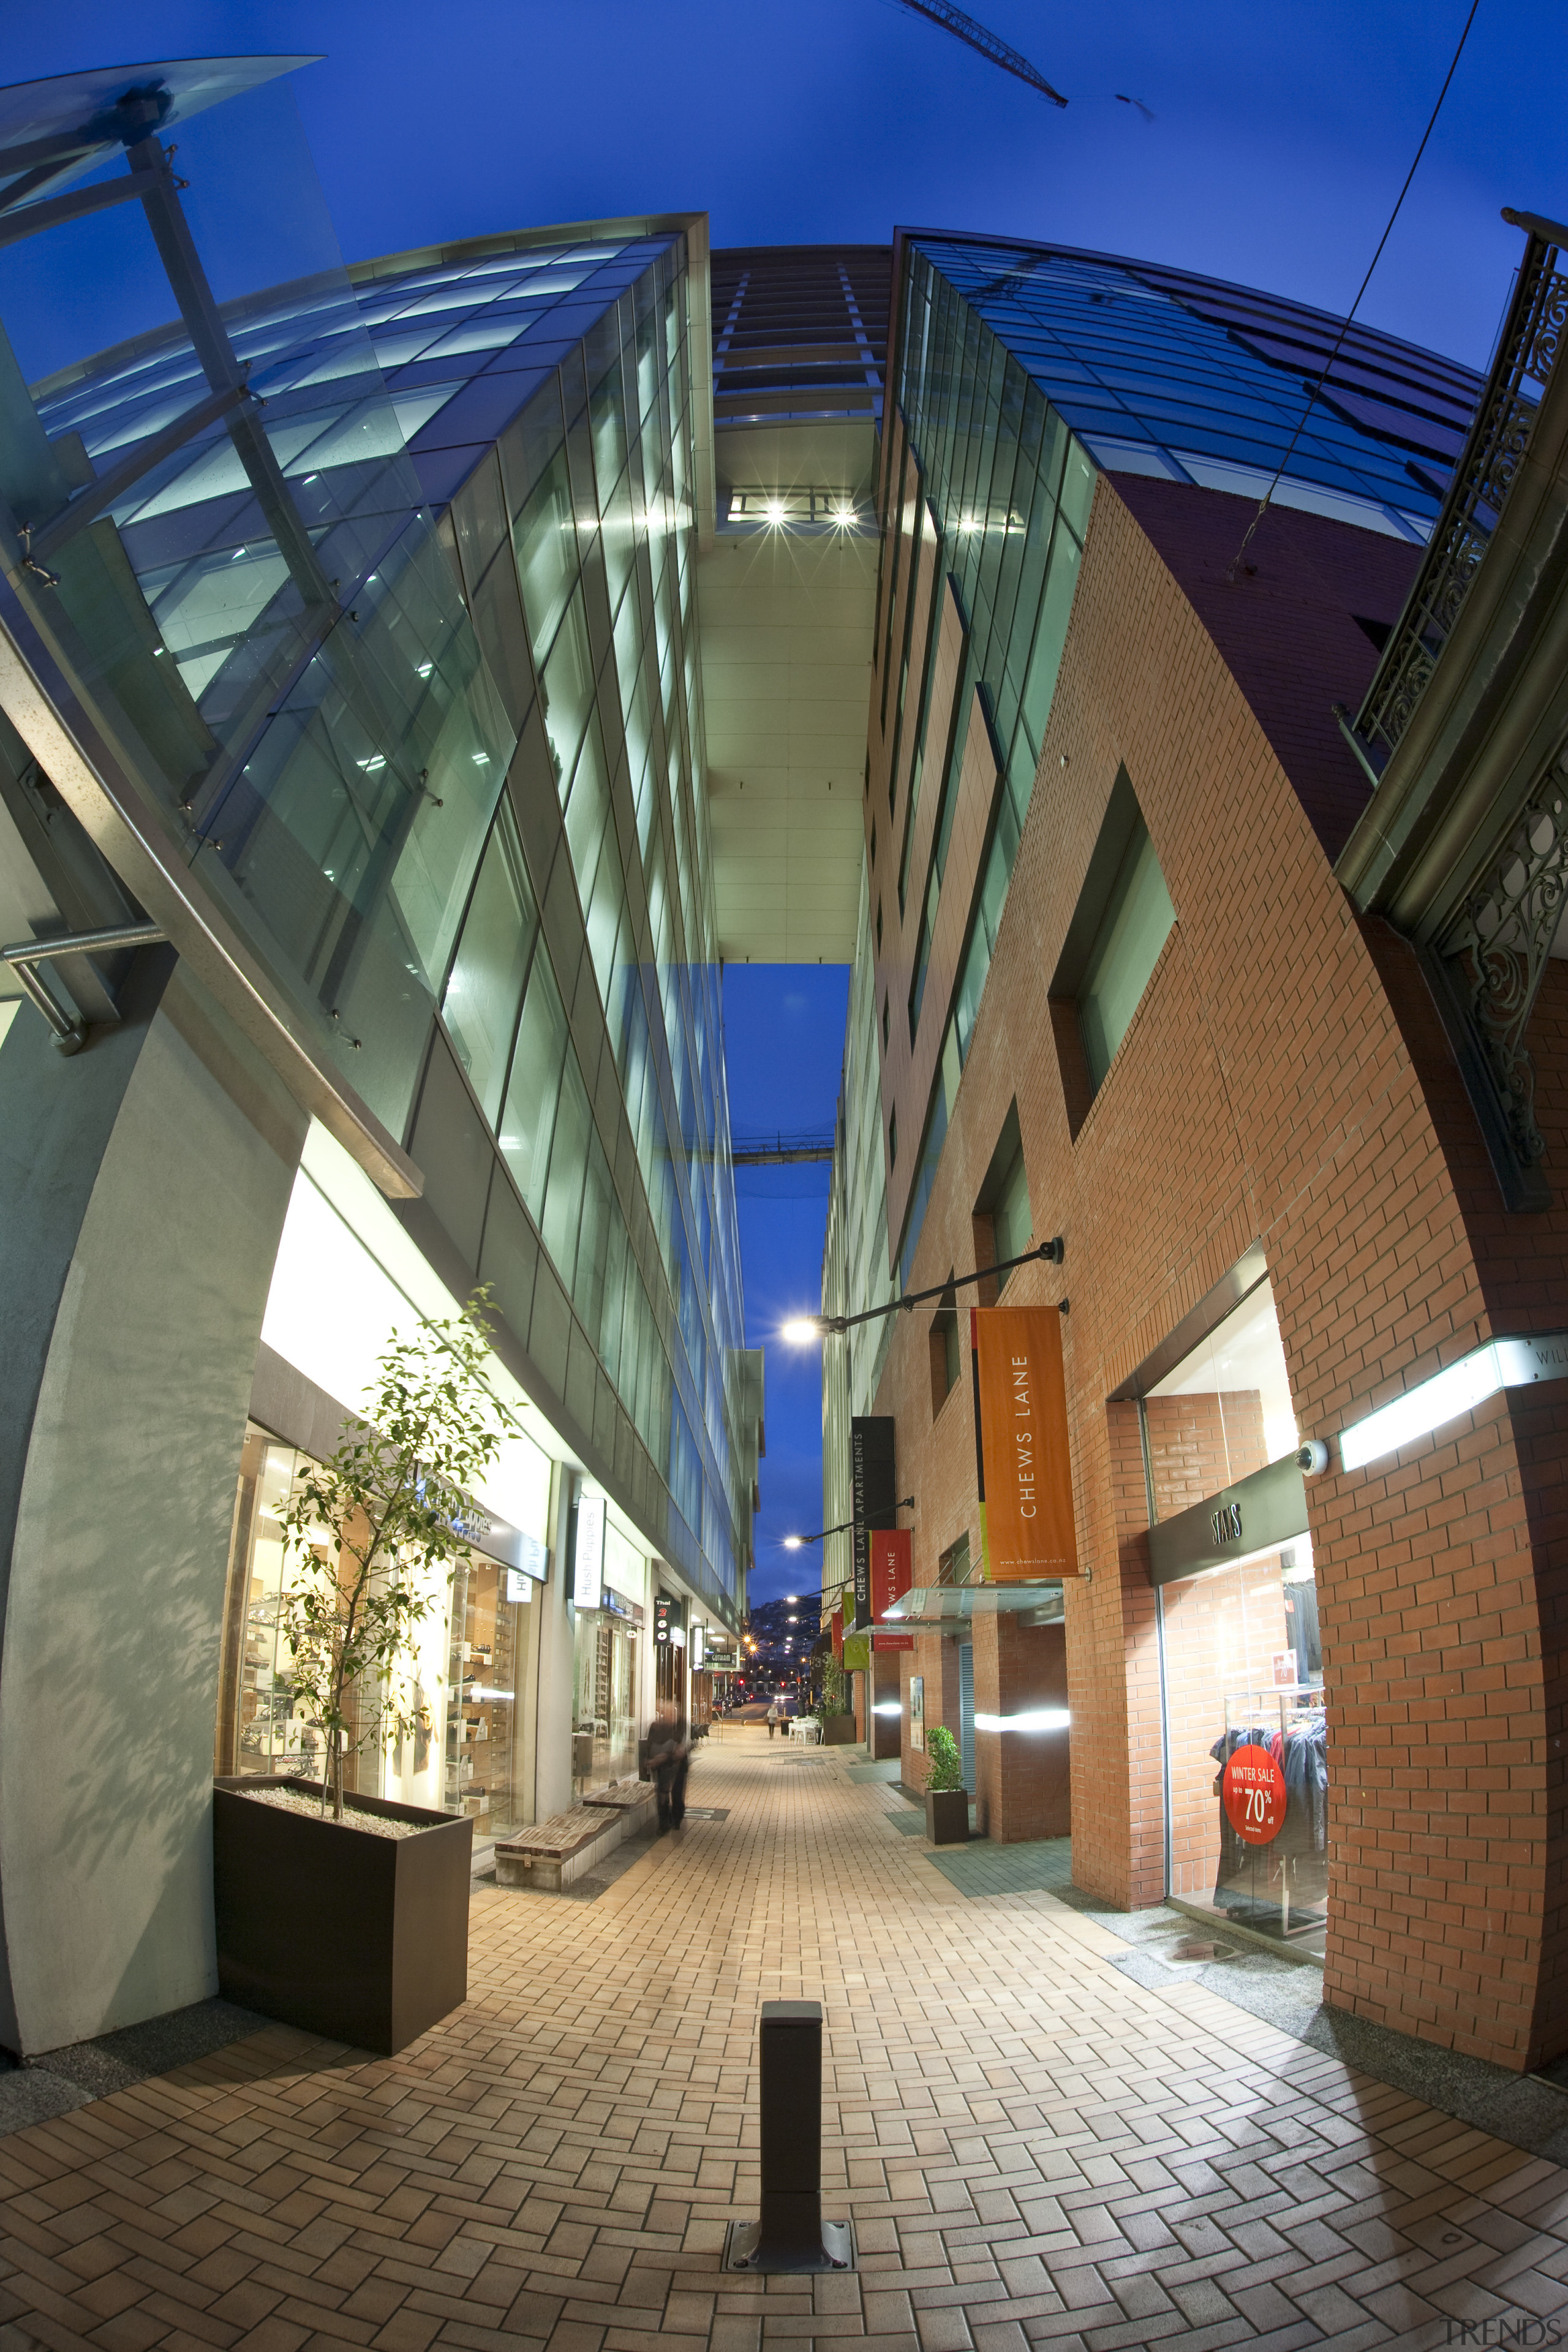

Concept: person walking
[[646, 1701, 690, 1830], [767, 1694, 784, 1740]]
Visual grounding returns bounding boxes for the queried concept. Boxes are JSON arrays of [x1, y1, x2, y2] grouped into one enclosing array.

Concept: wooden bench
[[492, 1779, 660, 1893], [582, 1779, 659, 1836], [494, 1804, 624, 1892]]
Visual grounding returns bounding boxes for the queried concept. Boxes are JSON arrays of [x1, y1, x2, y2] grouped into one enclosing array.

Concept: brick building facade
[[827, 224, 1568, 2076]]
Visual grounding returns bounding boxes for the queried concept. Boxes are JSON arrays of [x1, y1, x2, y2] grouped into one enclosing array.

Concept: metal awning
[[881, 1581, 1065, 1625]]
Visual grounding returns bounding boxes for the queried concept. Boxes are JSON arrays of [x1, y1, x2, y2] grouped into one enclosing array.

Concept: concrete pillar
[[534, 1461, 576, 1821], [973, 1615, 1070, 1842], [0, 959, 306, 2056]]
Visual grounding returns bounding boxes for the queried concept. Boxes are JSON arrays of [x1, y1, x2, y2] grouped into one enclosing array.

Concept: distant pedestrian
[[767, 1695, 784, 1740], [646, 1701, 690, 1830]]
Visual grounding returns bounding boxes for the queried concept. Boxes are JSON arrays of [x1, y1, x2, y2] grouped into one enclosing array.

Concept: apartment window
[[876, 897, 883, 954], [973, 1104, 1030, 1299], [870, 816, 877, 868], [881, 993, 890, 1052], [937, 1531, 972, 1587], [889, 1107, 898, 1167], [1050, 769, 1175, 1124], [929, 1281, 961, 1417]]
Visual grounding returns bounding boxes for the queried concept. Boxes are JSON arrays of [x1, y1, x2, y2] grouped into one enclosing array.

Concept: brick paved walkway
[[2, 1730, 1566, 2352]]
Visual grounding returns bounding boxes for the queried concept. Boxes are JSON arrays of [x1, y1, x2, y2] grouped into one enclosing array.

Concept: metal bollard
[[723, 1999, 855, 2272]]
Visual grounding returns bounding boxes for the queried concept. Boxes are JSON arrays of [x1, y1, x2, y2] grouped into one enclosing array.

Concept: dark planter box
[[821, 1714, 859, 1746], [213, 1776, 473, 2055], [925, 1787, 969, 1844]]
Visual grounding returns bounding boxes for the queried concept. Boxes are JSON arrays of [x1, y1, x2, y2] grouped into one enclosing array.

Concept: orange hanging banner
[[971, 1305, 1080, 1580]]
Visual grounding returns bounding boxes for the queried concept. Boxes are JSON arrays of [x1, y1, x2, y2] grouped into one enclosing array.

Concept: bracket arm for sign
[[804, 1237, 1066, 1338]]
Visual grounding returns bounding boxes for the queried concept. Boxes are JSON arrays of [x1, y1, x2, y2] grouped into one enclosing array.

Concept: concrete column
[[0, 959, 306, 2056], [533, 1461, 576, 1822]]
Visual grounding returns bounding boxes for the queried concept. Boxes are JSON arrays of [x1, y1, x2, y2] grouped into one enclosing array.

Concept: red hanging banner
[[870, 1528, 913, 1621], [971, 1305, 1080, 1580]]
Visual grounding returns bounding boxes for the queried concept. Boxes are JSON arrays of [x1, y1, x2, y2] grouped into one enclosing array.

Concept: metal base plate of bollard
[[723, 1999, 858, 2274], [723, 2217, 854, 2274]]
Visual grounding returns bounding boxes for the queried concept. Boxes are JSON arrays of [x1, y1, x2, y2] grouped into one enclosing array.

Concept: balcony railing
[[1352, 213, 1567, 764]]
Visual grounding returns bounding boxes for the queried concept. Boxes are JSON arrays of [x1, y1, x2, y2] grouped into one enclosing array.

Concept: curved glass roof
[[909, 233, 1485, 543]]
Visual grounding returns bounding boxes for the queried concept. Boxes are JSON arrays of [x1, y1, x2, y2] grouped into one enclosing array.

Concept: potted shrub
[[924, 1724, 969, 1844], [213, 1290, 522, 2055], [816, 1654, 858, 1744]]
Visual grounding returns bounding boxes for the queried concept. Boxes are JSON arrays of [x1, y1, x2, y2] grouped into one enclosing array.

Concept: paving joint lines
[[0, 1725, 1564, 2351]]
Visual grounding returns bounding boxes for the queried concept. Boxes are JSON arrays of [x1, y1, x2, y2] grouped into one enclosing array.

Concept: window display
[[216, 1422, 375, 1793], [1140, 1279, 1327, 1953], [446, 1553, 532, 1835]]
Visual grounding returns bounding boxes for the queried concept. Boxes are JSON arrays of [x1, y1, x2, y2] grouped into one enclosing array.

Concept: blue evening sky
[[6, 0, 1562, 1602]]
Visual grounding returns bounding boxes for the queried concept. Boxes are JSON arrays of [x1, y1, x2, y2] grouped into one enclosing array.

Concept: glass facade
[[910, 236, 1470, 538], [4, 126, 752, 1633], [820, 867, 899, 1610], [882, 234, 1482, 1291]]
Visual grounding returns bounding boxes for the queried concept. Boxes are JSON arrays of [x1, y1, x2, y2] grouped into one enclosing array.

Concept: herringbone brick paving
[[1, 1730, 1565, 2352]]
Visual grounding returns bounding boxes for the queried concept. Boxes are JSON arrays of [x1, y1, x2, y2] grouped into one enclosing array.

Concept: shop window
[[1131, 1265, 1323, 1955], [929, 1279, 960, 1417], [1049, 769, 1175, 1123], [447, 1551, 533, 1837], [972, 1103, 1030, 1301], [217, 1424, 436, 1807]]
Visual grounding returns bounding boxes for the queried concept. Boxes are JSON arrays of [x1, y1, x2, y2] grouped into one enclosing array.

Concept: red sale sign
[[1221, 1746, 1287, 1845]]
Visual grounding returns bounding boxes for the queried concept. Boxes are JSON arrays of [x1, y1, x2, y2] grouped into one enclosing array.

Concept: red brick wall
[[867, 470, 1568, 2071]]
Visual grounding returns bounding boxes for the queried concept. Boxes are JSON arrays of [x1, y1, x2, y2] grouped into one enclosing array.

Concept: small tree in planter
[[214, 1289, 526, 2054], [924, 1724, 968, 1845], [277, 1287, 524, 1820]]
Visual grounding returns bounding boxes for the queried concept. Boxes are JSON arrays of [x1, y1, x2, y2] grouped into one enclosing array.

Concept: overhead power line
[[890, 0, 1068, 107], [1228, 0, 1482, 579]]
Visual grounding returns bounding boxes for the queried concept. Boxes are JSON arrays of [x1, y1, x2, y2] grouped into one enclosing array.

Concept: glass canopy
[[0, 56, 317, 210]]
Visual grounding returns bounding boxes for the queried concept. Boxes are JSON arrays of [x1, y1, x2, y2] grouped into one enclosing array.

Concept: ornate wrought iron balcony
[[1336, 209, 1568, 1214], [1352, 214, 1567, 766]]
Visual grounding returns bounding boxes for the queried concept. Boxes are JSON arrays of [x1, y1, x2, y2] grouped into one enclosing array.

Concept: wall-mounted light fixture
[[1338, 1330, 1568, 1470], [974, 1709, 1071, 1733]]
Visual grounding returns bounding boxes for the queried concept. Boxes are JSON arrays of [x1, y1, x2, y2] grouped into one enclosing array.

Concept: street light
[[782, 1237, 1065, 1341], [780, 1500, 914, 1548]]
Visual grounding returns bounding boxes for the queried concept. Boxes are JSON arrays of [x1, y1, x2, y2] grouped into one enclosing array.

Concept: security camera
[[1297, 1440, 1330, 1476]]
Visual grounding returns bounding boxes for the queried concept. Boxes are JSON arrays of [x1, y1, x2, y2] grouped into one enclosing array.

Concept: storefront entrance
[[1137, 1276, 1326, 1955]]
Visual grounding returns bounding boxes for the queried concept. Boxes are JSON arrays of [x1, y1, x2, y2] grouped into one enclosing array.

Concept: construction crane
[[890, 0, 1068, 107]]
